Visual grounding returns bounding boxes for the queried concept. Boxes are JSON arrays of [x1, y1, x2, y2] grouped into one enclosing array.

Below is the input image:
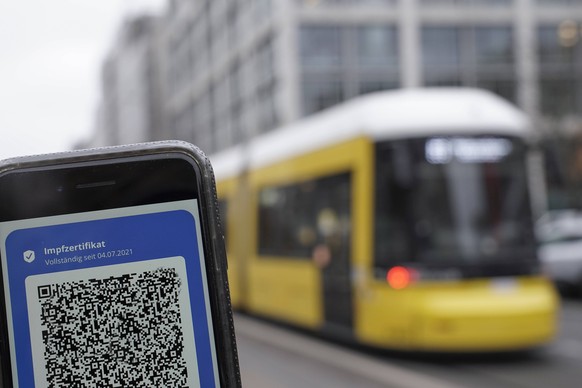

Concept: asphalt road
[[236, 297, 582, 388], [235, 313, 460, 388]]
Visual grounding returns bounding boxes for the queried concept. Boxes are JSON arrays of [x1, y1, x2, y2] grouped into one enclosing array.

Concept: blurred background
[[3, 0, 582, 210], [90, 0, 582, 212], [3, 1, 582, 387]]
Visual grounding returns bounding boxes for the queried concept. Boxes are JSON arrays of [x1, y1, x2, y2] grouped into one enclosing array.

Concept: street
[[236, 297, 582, 388]]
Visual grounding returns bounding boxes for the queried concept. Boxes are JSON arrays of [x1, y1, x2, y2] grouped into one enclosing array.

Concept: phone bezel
[[0, 144, 239, 387]]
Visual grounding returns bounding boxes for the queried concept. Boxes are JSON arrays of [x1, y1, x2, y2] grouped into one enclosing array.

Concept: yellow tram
[[212, 88, 558, 352]]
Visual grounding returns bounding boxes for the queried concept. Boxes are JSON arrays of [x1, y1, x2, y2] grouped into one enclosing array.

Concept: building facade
[[92, 15, 166, 147], [162, 0, 582, 155], [97, 0, 582, 154]]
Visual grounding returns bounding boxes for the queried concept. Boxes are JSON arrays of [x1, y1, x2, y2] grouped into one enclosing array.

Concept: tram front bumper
[[412, 278, 558, 352]]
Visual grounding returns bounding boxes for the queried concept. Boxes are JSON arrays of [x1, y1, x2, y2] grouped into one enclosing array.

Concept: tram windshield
[[374, 136, 538, 277]]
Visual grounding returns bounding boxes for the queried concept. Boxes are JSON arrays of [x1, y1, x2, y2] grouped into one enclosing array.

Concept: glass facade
[[537, 0, 582, 5], [421, 0, 511, 6], [300, 24, 399, 115], [358, 26, 399, 68], [300, 26, 343, 68], [165, 0, 279, 154], [422, 26, 516, 102], [159, 0, 582, 159], [424, 28, 459, 67], [538, 23, 582, 117], [475, 27, 513, 65], [98, 0, 582, 218], [298, 0, 397, 7], [302, 78, 345, 115]]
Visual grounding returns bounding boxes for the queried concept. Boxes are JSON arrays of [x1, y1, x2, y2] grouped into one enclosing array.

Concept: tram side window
[[374, 142, 414, 269], [258, 173, 351, 259]]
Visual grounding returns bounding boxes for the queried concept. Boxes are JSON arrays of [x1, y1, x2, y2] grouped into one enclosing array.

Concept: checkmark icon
[[23, 250, 35, 263]]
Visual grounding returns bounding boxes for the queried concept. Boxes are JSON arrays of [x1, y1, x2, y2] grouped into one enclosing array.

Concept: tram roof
[[211, 88, 531, 180]]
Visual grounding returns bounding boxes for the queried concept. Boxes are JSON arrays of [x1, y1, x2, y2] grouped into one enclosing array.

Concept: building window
[[255, 0, 272, 21], [258, 173, 351, 259], [538, 24, 582, 117], [476, 79, 516, 104], [540, 80, 578, 117], [537, 0, 582, 5], [422, 27, 460, 86], [357, 26, 400, 96], [196, 91, 213, 154], [474, 27, 513, 65], [174, 106, 193, 143], [300, 26, 343, 68], [423, 27, 460, 68], [257, 37, 275, 86], [300, 24, 399, 115], [256, 84, 278, 134], [213, 78, 233, 152], [422, 26, 516, 102], [358, 26, 399, 68], [299, 0, 397, 6], [538, 25, 578, 65], [192, 18, 208, 83], [420, 0, 510, 6], [359, 80, 398, 95], [227, 3, 239, 50], [302, 77, 344, 115]]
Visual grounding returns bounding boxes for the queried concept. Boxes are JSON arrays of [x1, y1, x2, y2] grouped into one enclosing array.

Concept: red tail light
[[386, 266, 415, 289]]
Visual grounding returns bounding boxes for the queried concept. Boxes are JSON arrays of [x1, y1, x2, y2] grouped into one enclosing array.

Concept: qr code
[[37, 267, 189, 387]]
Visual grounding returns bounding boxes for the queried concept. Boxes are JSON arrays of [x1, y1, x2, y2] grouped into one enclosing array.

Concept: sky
[[0, 0, 166, 160]]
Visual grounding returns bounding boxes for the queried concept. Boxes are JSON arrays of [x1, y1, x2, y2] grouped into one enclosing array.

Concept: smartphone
[[0, 142, 240, 387]]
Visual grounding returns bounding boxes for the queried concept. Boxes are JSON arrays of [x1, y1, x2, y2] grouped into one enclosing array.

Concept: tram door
[[314, 173, 353, 332]]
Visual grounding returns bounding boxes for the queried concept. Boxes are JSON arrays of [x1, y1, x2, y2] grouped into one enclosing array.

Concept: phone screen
[[0, 159, 221, 387]]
